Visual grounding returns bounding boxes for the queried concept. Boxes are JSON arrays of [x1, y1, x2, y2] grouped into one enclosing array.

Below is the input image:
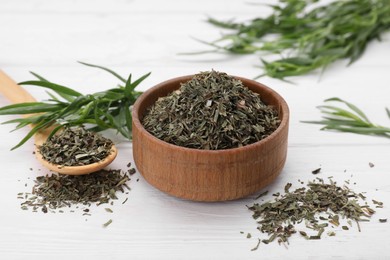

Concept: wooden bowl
[[132, 75, 289, 201]]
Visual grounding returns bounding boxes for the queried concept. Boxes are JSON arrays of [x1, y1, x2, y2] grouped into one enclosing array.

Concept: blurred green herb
[[303, 97, 390, 138], [0, 62, 151, 149], [200, 0, 390, 79]]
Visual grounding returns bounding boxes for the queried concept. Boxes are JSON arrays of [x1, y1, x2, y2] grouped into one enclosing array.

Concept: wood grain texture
[[132, 76, 289, 201], [0, 70, 36, 104]]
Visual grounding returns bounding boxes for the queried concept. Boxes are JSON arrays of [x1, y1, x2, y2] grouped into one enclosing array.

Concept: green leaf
[[93, 107, 111, 130], [124, 104, 133, 138], [103, 109, 129, 138], [323, 125, 390, 135], [2, 119, 31, 132], [302, 118, 369, 127], [19, 81, 81, 97], [78, 61, 126, 83], [1, 118, 26, 124], [57, 96, 91, 119], [94, 89, 124, 101], [317, 105, 367, 123], [129, 72, 151, 91], [124, 73, 133, 99], [0, 102, 63, 115], [320, 117, 370, 127], [30, 71, 49, 82], [207, 17, 240, 29], [324, 97, 371, 123], [47, 124, 64, 140], [303, 97, 390, 139], [77, 101, 95, 121], [45, 91, 60, 101], [11, 121, 53, 150]]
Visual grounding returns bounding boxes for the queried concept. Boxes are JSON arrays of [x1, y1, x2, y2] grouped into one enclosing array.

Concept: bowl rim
[[132, 74, 289, 154]]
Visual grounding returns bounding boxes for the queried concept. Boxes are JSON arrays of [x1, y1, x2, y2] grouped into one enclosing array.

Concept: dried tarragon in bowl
[[142, 70, 280, 150]]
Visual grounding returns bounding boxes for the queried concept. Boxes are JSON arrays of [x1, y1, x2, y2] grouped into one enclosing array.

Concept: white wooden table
[[1, 1, 389, 259]]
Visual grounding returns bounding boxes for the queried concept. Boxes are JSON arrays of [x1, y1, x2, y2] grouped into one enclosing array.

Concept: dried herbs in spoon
[[39, 126, 113, 166]]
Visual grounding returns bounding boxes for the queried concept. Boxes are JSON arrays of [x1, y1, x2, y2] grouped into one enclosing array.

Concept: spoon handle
[[0, 70, 47, 139], [0, 70, 37, 104]]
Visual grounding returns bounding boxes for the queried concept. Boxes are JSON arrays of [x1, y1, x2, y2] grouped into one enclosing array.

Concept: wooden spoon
[[0, 70, 117, 175]]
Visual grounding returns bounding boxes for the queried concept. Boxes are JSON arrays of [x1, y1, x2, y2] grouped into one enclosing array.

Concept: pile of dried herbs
[[248, 178, 383, 247], [142, 70, 280, 150], [38, 126, 113, 166], [19, 166, 135, 214]]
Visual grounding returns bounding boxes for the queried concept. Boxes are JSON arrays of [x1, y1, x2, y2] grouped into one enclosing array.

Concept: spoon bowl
[[0, 70, 117, 175]]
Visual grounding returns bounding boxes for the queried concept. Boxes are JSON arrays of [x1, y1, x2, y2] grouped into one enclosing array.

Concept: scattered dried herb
[[379, 219, 387, 223], [372, 199, 384, 208], [251, 239, 261, 251], [299, 231, 307, 238], [128, 168, 136, 175], [103, 219, 113, 228], [284, 183, 292, 193], [303, 98, 390, 138], [0, 62, 150, 150], [254, 190, 268, 200], [369, 162, 375, 168], [19, 168, 132, 212], [248, 178, 380, 246], [39, 126, 113, 166], [312, 168, 321, 174], [142, 70, 280, 150], [197, 0, 390, 80]]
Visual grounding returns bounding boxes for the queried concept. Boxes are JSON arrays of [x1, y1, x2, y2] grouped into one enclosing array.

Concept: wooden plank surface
[[0, 0, 389, 259]]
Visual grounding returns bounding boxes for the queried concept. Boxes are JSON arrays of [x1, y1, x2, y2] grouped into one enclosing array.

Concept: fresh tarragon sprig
[[201, 0, 390, 79], [302, 98, 390, 138], [0, 62, 151, 149]]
